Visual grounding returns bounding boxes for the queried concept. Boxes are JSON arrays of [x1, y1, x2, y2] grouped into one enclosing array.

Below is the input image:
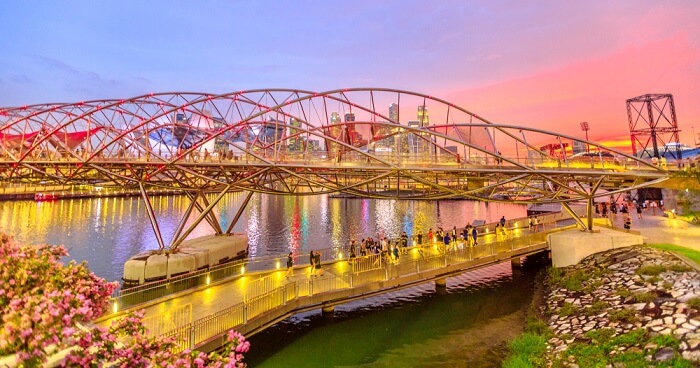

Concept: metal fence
[[110, 209, 583, 313], [138, 223, 574, 351]]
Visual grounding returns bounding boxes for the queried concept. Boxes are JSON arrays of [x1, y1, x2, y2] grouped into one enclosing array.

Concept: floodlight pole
[[580, 122, 590, 153]]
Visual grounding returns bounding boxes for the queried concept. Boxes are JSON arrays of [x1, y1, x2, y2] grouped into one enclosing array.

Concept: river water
[[0, 193, 526, 282]]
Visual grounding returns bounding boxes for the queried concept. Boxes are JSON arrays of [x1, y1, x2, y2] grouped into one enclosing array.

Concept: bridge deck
[[96, 221, 576, 352]]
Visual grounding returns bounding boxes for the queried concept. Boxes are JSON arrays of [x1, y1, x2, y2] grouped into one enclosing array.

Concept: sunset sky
[[1, 1, 699, 152]]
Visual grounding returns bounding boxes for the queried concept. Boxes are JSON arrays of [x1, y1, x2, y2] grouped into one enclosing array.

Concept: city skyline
[[1, 1, 699, 151]]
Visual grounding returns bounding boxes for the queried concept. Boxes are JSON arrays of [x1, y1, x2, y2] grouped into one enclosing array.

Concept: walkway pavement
[[607, 211, 700, 251]]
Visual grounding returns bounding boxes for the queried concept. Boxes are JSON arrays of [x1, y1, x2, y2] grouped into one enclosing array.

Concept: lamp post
[[580, 122, 590, 153]]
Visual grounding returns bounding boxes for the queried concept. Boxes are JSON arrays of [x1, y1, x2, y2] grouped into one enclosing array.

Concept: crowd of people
[[595, 197, 665, 230]]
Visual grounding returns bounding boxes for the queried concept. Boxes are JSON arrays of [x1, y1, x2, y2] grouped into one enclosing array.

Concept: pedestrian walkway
[[608, 212, 700, 251], [95, 215, 570, 352]]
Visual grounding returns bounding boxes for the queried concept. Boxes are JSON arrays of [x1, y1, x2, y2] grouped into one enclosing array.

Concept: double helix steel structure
[[0, 88, 669, 248]]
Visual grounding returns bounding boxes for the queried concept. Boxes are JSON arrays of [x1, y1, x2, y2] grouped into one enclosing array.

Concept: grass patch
[[663, 281, 673, 289], [501, 333, 547, 368], [616, 288, 632, 298], [634, 291, 657, 303], [583, 300, 610, 316], [669, 264, 692, 273], [584, 328, 614, 344], [650, 334, 680, 350], [608, 308, 638, 324], [556, 329, 695, 368], [524, 316, 552, 339], [558, 302, 577, 317], [648, 243, 700, 266], [647, 275, 661, 284], [687, 297, 700, 310], [636, 264, 666, 276]]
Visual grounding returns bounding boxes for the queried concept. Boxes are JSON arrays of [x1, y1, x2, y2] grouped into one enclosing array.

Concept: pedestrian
[[533, 216, 540, 232], [309, 251, 316, 276], [528, 216, 533, 232], [650, 200, 657, 215], [624, 214, 632, 230], [416, 230, 423, 245], [471, 226, 478, 246], [400, 231, 409, 254], [636, 204, 643, 219], [500, 216, 506, 227], [392, 244, 399, 263], [314, 251, 323, 276], [285, 252, 294, 278], [427, 228, 434, 243], [451, 226, 457, 240]]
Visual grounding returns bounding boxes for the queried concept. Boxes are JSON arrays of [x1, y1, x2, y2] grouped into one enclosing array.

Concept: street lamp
[[580, 122, 590, 153]]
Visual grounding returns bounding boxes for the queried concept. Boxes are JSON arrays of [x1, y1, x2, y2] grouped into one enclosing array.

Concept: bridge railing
[[110, 210, 581, 312], [140, 224, 575, 351]]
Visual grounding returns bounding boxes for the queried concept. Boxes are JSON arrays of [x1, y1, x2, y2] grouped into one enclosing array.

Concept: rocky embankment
[[545, 246, 700, 365]]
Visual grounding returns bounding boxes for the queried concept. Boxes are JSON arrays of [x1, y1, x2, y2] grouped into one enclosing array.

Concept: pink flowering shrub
[[0, 233, 248, 367]]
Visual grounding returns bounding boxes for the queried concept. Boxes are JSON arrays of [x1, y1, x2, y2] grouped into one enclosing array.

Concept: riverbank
[[506, 245, 700, 367]]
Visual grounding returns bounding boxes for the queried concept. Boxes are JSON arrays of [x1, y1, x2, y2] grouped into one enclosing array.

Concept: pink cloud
[[446, 32, 700, 150]]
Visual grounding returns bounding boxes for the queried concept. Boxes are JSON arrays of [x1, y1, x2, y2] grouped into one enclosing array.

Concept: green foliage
[[650, 334, 680, 349], [558, 302, 577, 317], [647, 275, 662, 284], [501, 333, 547, 368], [608, 308, 638, 324], [611, 328, 648, 347], [687, 296, 700, 310], [583, 279, 603, 294], [584, 328, 614, 344], [583, 300, 610, 316], [547, 267, 565, 285], [610, 350, 647, 367], [564, 343, 608, 368], [636, 264, 666, 276], [668, 264, 692, 273], [616, 288, 632, 298], [663, 281, 674, 289], [524, 316, 552, 339], [634, 291, 657, 303], [547, 267, 594, 292]]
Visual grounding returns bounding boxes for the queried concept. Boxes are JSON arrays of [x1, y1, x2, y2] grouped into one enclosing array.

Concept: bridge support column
[[435, 278, 447, 288], [322, 305, 335, 315], [511, 257, 521, 268]]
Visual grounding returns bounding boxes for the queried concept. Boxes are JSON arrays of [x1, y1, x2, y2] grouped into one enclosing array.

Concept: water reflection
[[0, 194, 525, 282]]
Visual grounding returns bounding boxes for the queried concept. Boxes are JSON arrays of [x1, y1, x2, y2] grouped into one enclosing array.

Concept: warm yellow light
[[276, 261, 280, 269], [206, 275, 211, 285], [413, 240, 417, 246], [241, 266, 245, 274], [338, 252, 343, 259], [112, 301, 118, 314]]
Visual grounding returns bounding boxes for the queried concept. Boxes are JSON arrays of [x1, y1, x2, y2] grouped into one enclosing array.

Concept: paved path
[[607, 211, 700, 251]]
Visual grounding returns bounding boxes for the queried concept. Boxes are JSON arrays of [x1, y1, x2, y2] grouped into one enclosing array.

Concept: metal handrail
[[110, 210, 583, 311], [142, 224, 573, 351]]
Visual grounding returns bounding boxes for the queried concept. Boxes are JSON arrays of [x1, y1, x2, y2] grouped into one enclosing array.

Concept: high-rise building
[[417, 106, 429, 127], [344, 111, 355, 122], [288, 117, 303, 151], [389, 103, 399, 123], [330, 112, 341, 125]]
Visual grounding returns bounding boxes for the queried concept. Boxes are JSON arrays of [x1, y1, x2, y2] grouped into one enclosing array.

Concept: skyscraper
[[417, 106, 429, 127], [389, 103, 399, 122]]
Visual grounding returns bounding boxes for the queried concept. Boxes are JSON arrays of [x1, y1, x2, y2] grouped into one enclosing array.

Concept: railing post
[[243, 304, 248, 324], [350, 273, 354, 288], [310, 279, 314, 296], [283, 286, 287, 305], [189, 324, 195, 350]]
